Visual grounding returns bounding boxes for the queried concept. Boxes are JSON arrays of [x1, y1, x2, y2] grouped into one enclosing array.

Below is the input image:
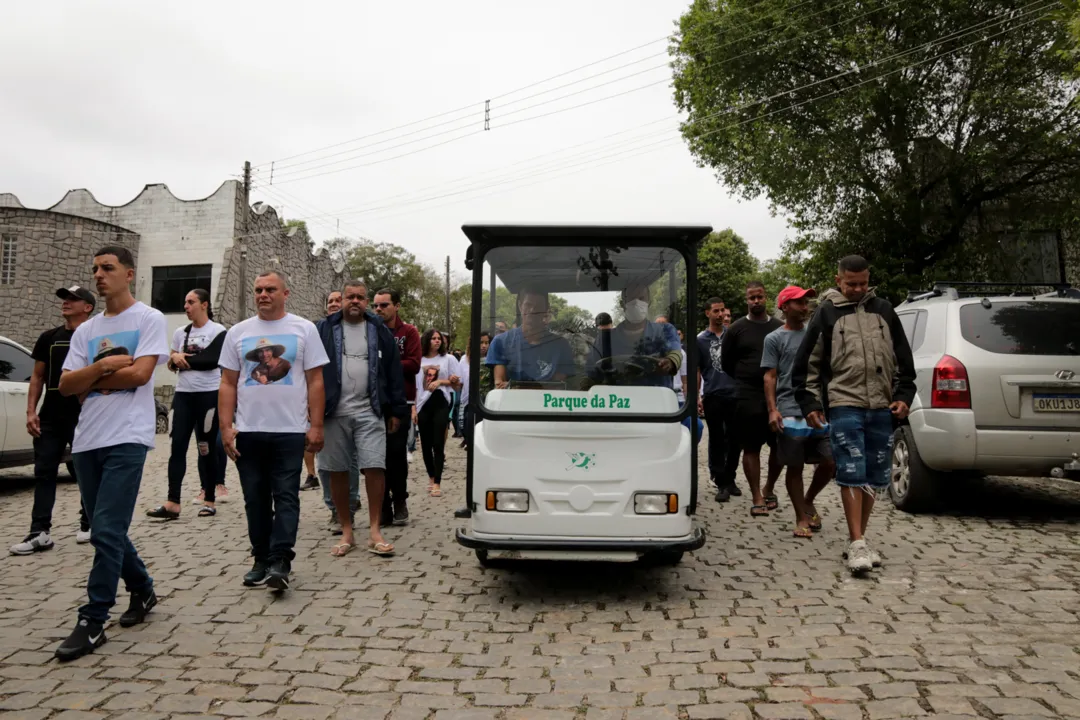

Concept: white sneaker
[[76, 529, 92, 544], [191, 490, 205, 505], [10, 532, 54, 556], [407, 452, 414, 464], [867, 546, 882, 567], [846, 540, 873, 575]]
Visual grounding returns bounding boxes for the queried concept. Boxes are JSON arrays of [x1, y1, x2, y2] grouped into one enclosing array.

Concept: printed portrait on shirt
[[422, 364, 440, 388], [88, 330, 140, 397], [242, 335, 297, 387]]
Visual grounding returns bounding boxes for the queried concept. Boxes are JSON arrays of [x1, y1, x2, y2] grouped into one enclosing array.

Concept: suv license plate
[[1033, 394, 1080, 412]]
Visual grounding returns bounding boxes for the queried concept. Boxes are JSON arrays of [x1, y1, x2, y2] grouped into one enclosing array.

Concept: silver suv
[[889, 284, 1080, 512]]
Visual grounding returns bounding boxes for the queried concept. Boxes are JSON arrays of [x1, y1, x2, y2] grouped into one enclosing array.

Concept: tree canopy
[[672, 0, 1080, 300]]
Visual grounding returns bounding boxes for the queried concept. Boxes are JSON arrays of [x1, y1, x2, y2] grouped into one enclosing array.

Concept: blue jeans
[[73, 443, 153, 623], [235, 432, 305, 563], [407, 416, 416, 453], [828, 407, 893, 489], [320, 457, 361, 514]]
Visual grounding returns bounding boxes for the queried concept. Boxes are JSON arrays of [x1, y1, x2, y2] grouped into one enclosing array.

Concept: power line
[[304, 0, 1032, 220], [253, 0, 846, 174], [317, 6, 1055, 225], [265, 0, 921, 187], [252, 34, 671, 170]]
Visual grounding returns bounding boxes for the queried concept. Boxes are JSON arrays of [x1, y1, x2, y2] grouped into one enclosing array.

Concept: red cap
[[777, 285, 816, 308]]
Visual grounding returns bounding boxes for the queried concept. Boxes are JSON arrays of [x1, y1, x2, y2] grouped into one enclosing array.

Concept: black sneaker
[[243, 560, 270, 587], [328, 512, 342, 535], [728, 484, 743, 497], [55, 618, 106, 661], [266, 559, 291, 592], [715, 486, 731, 503], [453, 506, 472, 519], [300, 475, 320, 491], [394, 503, 410, 526], [119, 589, 157, 627]]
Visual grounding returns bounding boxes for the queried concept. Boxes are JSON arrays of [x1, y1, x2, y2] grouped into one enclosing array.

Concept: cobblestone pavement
[[2, 433, 1080, 720]]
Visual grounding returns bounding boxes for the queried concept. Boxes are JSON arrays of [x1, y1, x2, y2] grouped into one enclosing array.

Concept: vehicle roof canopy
[[461, 224, 711, 294]]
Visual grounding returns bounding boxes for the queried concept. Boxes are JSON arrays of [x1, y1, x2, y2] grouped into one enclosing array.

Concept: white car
[[0, 335, 38, 469], [890, 287, 1080, 512]]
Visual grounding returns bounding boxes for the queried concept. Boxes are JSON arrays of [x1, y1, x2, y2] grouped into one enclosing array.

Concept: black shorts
[[734, 394, 776, 452], [776, 430, 832, 467]]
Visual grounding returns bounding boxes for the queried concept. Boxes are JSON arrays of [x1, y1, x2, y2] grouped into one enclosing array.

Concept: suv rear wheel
[[890, 426, 943, 513]]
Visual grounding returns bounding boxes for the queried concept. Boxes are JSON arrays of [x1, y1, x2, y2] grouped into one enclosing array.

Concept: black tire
[[156, 414, 169, 435], [889, 426, 942, 513]]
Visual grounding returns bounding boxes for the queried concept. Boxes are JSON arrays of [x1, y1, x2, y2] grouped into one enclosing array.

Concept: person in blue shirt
[[588, 284, 682, 388], [485, 289, 575, 387]]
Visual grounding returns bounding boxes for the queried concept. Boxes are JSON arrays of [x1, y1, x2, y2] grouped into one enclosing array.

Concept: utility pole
[[239, 160, 251, 319], [445, 255, 451, 339]]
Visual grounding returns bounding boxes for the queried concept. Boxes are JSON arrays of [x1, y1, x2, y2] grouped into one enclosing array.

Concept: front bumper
[[455, 526, 706, 554]]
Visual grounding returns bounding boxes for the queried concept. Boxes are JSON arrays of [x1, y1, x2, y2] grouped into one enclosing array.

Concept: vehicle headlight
[[487, 491, 529, 512], [635, 493, 678, 514]]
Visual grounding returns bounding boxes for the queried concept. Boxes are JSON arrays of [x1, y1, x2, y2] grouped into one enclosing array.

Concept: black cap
[[56, 285, 96, 308]]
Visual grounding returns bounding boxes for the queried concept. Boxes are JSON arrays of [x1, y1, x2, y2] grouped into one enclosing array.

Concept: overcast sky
[[1, 1, 790, 282]]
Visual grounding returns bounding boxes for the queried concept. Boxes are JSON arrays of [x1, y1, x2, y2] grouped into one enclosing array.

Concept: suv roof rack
[[929, 281, 1074, 298], [902, 286, 960, 303]]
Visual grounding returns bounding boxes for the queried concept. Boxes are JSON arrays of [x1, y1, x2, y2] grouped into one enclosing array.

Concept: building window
[[151, 264, 212, 314], [1, 234, 16, 285]]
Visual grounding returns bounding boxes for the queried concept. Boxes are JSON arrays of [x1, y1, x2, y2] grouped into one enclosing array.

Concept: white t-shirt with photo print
[[218, 313, 330, 434], [415, 353, 460, 413], [171, 320, 227, 393], [63, 301, 169, 453]]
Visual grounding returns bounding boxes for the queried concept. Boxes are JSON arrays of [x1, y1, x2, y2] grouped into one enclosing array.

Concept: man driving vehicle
[[588, 284, 681, 387], [485, 288, 575, 387]]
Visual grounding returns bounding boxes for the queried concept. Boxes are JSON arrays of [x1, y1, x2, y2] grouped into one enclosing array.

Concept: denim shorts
[[828, 407, 893, 489], [321, 412, 386, 472]]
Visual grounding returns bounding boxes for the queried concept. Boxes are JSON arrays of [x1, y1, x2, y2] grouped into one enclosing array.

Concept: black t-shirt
[[31, 325, 81, 422], [720, 315, 783, 396]]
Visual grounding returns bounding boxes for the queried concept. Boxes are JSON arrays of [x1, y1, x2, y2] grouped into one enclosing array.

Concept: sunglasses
[[374, 302, 393, 309]]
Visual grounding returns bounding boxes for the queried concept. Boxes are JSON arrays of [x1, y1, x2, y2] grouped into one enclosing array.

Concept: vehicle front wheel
[[156, 414, 169, 435], [889, 426, 942, 513]]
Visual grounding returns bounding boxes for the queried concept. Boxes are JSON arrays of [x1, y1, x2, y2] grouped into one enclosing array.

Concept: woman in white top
[[413, 329, 459, 497], [147, 289, 228, 520]]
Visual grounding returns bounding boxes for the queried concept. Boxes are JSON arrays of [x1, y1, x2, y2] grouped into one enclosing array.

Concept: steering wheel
[[593, 354, 660, 376]]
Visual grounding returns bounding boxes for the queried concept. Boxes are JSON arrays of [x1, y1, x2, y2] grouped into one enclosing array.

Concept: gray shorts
[[776, 426, 832, 467], [320, 412, 386, 472]]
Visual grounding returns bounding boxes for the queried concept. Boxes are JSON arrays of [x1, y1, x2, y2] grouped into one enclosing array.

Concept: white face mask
[[623, 299, 649, 323]]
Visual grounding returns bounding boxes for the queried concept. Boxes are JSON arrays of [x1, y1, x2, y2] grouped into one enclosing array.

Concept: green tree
[[697, 229, 759, 317], [672, 0, 1080, 301]]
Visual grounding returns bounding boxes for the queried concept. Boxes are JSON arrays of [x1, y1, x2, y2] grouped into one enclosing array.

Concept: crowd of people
[[8, 245, 914, 663]]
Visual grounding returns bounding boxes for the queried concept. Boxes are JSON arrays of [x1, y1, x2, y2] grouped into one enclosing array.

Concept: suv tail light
[[932, 355, 970, 409]]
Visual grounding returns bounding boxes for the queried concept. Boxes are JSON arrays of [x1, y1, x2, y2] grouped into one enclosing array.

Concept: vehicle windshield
[[477, 244, 688, 418], [959, 300, 1080, 355]]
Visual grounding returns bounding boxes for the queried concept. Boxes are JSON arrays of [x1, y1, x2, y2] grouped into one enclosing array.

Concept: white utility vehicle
[[455, 225, 708, 566]]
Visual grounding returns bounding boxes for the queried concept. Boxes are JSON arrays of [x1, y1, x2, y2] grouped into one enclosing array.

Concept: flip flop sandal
[[793, 526, 814, 539], [430, 487, 442, 497], [750, 505, 770, 517], [197, 506, 217, 517], [331, 543, 354, 557], [805, 512, 822, 531], [368, 542, 395, 556], [765, 495, 779, 511], [146, 506, 180, 520]]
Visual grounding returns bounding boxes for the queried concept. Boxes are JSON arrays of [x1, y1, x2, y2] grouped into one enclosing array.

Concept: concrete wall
[[1, 179, 343, 405], [215, 197, 345, 327], [0, 208, 139, 349], [46, 182, 240, 391]]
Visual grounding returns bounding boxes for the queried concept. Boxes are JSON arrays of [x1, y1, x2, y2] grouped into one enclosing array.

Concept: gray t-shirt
[[760, 326, 805, 418], [336, 319, 370, 416]]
